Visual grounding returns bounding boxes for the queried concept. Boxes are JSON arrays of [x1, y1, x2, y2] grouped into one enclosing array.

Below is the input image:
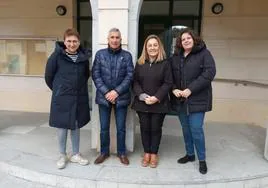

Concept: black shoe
[[177, 155, 195, 164], [199, 161, 207, 174]]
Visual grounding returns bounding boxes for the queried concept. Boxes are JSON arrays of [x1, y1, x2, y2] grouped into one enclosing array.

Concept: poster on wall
[[6, 42, 22, 55], [7, 55, 20, 74], [35, 43, 46, 53], [46, 40, 56, 58], [0, 40, 7, 62], [0, 38, 56, 75]]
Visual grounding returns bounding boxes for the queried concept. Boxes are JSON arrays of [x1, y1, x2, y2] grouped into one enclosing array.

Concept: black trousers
[[137, 112, 166, 154]]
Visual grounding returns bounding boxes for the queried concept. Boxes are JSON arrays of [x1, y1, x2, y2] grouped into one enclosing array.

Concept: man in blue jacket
[[92, 28, 134, 165]]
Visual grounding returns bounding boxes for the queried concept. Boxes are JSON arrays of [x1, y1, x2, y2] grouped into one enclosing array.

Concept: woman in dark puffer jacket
[[170, 28, 216, 174]]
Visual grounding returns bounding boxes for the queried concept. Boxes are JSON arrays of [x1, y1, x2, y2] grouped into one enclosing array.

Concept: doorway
[[77, 0, 93, 109], [139, 0, 203, 57]]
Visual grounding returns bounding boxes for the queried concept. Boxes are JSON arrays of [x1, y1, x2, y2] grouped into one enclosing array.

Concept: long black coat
[[132, 60, 173, 113], [170, 42, 216, 113], [45, 42, 91, 129]]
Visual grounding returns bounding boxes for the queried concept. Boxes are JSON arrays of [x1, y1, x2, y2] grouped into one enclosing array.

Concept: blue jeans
[[98, 104, 127, 155], [178, 111, 206, 161], [57, 121, 80, 155]]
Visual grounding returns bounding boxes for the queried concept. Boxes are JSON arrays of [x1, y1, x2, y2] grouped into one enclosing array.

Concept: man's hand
[[105, 90, 119, 104]]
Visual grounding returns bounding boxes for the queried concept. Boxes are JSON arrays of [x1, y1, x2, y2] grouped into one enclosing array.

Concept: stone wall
[[202, 0, 268, 126]]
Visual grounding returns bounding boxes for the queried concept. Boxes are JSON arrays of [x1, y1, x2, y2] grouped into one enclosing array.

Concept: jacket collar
[[107, 44, 122, 54], [55, 41, 91, 62], [178, 41, 206, 56]]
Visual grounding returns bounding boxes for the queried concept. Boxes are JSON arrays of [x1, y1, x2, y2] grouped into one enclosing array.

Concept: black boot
[[199, 161, 207, 174], [177, 155, 195, 164]]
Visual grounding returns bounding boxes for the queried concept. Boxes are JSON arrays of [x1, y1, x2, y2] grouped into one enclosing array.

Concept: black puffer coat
[[132, 60, 173, 113], [92, 47, 134, 108], [45, 42, 91, 129], [170, 42, 216, 113]]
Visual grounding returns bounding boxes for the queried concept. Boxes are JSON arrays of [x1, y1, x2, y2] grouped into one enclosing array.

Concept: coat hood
[[54, 41, 91, 62], [191, 40, 206, 54]]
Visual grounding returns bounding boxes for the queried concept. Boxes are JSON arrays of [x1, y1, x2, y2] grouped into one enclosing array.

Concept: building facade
[[1, 0, 268, 128]]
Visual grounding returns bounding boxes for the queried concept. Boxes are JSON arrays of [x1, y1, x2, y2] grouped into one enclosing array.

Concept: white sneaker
[[56, 154, 68, 169], [70, 153, 89, 166]]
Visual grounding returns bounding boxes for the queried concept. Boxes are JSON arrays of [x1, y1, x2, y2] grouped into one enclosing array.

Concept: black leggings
[[137, 112, 166, 154]]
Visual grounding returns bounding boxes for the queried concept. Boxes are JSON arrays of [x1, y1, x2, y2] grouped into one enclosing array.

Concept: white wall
[[90, 0, 139, 151]]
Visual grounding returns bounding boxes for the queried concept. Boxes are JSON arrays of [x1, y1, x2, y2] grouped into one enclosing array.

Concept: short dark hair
[[63, 28, 80, 40], [174, 28, 202, 55]]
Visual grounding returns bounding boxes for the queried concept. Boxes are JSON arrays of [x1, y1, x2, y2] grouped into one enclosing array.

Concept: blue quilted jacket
[[92, 47, 134, 107]]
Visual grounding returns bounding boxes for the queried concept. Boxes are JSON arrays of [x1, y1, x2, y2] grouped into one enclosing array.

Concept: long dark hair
[[174, 28, 202, 56]]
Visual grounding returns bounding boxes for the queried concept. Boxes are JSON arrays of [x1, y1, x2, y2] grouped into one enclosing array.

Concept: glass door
[[139, 0, 203, 57], [138, 17, 171, 57]]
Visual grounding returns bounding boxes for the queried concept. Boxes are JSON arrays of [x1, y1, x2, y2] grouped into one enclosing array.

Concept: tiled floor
[[0, 111, 268, 188]]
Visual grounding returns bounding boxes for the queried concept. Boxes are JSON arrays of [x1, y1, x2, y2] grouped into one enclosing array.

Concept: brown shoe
[[141, 153, 151, 167], [117, 155, 129, 165], [150, 154, 158, 168], [94, 154, 109, 164]]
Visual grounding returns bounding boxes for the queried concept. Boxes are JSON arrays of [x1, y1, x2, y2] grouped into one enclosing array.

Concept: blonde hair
[[138, 35, 166, 65]]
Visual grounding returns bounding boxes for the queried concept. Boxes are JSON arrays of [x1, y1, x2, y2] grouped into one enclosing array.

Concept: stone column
[[90, 0, 143, 153], [265, 121, 268, 160]]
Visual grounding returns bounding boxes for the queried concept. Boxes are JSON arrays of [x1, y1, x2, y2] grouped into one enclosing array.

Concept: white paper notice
[[35, 43, 46, 52], [6, 42, 22, 55]]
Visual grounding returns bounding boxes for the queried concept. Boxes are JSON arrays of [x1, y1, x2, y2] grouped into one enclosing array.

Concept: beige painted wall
[[0, 0, 75, 112], [0, 0, 75, 38], [202, 0, 268, 126]]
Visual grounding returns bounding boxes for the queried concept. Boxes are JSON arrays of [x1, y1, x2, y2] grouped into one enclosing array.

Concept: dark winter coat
[[170, 42, 216, 113], [92, 47, 134, 108], [132, 59, 173, 113], [45, 42, 91, 129]]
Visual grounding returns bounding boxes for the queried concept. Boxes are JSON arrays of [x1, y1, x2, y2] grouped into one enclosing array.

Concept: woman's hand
[[172, 89, 182, 98], [180, 88, 192, 98], [145, 96, 159, 105]]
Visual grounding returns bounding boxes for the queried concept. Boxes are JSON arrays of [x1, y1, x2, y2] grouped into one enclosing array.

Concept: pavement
[[0, 110, 268, 188]]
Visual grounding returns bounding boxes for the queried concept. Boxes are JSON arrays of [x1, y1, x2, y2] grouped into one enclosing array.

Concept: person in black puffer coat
[[170, 28, 216, 174], [132, 34, 173, 168], [92, 28, 134, 165], [45, 28, 91, 169]]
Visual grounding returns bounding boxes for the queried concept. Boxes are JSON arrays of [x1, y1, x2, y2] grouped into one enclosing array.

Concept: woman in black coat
[[170, 28, 216, 174], [45, 28, 91, 169], [132, 35, 173, 168]]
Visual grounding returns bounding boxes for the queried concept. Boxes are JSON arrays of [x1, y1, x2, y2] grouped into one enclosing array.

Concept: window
[[0, 38, 56, 75]]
